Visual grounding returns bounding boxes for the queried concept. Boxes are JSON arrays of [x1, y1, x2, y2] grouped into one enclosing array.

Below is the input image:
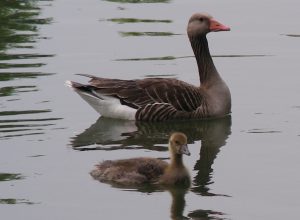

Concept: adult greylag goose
[[90, 132, 191, 186], [66, 13, 231, 121]]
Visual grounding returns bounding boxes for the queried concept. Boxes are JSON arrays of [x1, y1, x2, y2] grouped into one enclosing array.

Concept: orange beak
[[209, 18, 231, 32]]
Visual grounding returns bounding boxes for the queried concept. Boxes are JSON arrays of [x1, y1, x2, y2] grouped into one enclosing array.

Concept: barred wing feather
[[83, 75, 203, 114]]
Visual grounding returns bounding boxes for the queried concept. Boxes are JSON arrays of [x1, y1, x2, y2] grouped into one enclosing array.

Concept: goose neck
[[190, 35, 220, 85]]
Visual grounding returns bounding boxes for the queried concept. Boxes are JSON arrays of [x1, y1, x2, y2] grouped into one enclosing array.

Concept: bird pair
[[67, 13, 231, 187]]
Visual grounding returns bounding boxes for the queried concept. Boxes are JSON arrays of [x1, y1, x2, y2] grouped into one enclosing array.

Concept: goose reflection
[[188, 209, 227, 220], [191, 117, 232, 196], [71, 116, 231, 150]]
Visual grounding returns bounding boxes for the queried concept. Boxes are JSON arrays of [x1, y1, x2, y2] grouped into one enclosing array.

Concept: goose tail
[[65, 80, 136, 120], [65, 80, 105, 112]]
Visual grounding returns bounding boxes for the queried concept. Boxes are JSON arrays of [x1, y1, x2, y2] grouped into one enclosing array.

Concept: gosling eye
[[199, 17, 204, 22], [175, 140, 180, 145]]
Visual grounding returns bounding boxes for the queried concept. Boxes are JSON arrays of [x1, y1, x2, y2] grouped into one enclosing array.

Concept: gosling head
[[187, 13, 230, 38], [169, 132, 190, 156]]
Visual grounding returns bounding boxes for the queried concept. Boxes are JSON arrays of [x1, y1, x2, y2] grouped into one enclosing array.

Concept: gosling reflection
[[168, 187, 189, 220], [169, 187, 227, 220]]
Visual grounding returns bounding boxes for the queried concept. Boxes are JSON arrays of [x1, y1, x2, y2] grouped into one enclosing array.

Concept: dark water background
[[1, 0, 300, 219]]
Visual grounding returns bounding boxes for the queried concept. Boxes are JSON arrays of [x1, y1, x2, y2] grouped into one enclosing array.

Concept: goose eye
[[199, 18, 204, 22]]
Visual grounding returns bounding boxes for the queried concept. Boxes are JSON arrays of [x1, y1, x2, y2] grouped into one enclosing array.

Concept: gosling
[[90, 132, 191, 187]]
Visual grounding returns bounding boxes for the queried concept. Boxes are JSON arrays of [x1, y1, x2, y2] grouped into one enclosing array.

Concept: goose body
[[67, 13, 231, 121], [90, 132, 191, 186]]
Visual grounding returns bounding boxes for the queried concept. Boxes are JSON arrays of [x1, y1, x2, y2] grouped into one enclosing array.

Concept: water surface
[[1, 0, 300, 219]]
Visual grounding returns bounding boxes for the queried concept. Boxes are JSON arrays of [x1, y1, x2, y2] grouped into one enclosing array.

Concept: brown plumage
[[90, 132, 191, 186], [66, 13, 231, 121]]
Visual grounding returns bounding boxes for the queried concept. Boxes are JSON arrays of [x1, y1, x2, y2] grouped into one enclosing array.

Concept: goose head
[[187, 13, 230, 38]]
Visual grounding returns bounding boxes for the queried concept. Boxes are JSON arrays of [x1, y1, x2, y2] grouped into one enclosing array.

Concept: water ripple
[[106, 18, 172, 24], [0, 1, 60, 141], [0, 173, 24, 181], [114, 54, 271, 62], [0, 109, 51, 116], [119, 31, 179, 37], [0, 72, 54, 81], [0, 198, 36, 205], [104, 0, 170, 3], [246, 128, 281, 134], [0, 86, 37, 97], [284, 34, 300, 38]]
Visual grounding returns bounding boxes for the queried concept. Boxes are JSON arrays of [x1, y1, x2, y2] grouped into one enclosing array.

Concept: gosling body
[[90, 132, 191, 186]]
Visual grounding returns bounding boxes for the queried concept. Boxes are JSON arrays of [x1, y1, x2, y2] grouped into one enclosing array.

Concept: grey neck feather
[[190, 35, 220, 85], [170, 153, 184, 168]]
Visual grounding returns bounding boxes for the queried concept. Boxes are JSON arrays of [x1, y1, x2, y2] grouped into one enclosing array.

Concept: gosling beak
[[180, 144, 191, 156]]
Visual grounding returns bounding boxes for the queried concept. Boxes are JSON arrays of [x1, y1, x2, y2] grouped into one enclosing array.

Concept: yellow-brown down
[[90, 132, 191, 187]]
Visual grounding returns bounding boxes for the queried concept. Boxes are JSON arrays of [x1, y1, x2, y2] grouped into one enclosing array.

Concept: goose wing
[[79, 74, 204, 113]]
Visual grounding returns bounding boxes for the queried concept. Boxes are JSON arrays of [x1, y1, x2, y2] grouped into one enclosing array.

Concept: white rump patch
[[76, 91, 136, 120], [65, 80, 73, 88]]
